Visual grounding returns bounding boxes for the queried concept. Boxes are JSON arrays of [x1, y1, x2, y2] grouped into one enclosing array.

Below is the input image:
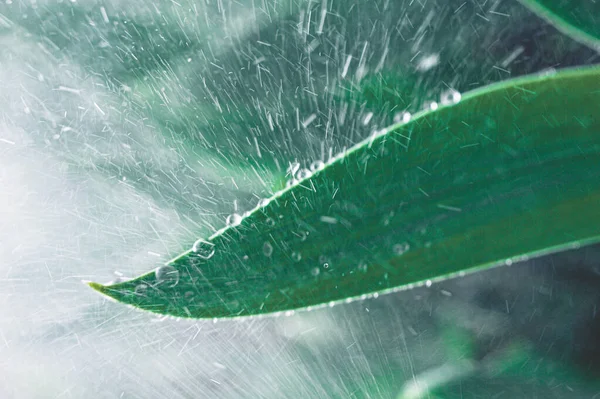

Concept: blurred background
[[1, 0, 599, 397]]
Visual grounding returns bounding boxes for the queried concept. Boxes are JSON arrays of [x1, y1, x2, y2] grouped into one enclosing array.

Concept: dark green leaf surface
[[520, 0, 600, 47], [90, 66, 600, 319]]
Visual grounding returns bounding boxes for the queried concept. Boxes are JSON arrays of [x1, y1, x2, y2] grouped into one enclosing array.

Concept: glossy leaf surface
[[90, 66, 600, 319]]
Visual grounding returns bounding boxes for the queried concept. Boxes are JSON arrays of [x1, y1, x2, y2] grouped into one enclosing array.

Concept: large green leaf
[[520, 0, 600, 47], [89, 66, 600, 319]]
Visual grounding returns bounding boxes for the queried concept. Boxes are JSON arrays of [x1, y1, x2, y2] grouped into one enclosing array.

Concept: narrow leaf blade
[[90, 66, 600, 319]]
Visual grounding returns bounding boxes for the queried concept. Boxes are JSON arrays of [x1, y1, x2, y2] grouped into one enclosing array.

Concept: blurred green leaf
[[90, 66, 600, 319], [520, 0, 600, 47]]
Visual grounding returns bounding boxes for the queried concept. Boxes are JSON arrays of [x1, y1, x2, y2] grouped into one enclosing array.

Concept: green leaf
[[89, 66, 600, 319], [520, 0, 600, 47]]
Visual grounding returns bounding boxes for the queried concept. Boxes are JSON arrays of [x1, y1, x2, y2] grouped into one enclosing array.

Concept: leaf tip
[[87, 281, 107, 293]]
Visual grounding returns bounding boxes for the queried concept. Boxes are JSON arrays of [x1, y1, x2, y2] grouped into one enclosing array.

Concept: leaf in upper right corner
[[520, 0, 600, 47]]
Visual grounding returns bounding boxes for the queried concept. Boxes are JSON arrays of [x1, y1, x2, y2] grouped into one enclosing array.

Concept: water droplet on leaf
[[192, 238, 215, 259], [226, 213, 242, 227], [426, 101, 439, 111], [299, 230, 309, 241], [440, 89, 461, 105], [393, 111, 411, 124], [393, 242, 410, 255], [258, 198, 270, 208], [291, 252, 302, 262], [287, 161, 300, 176], [296, 168, 312, 180], [310, 160, 325, 171], [155, 265, 179, 287], [263, 242, 274, 257], [134, 284, 148, 296], [358, 261, 368, 273]]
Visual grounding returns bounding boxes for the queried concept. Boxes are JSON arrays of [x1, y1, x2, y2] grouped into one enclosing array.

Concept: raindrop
[[291, 252, 302, 262], [539, 67, 557, 77], [265, 217, 276, 227], [440, 89, 461, 106], [311, 267, 320, 276], [257, 198, 270, 208], [286, 179, 298, 188], [363, 112, 374, 125], [226, 213, 242, 227], [263, 242, 274, 257], [296, 168, 312, 180], [299, 230, 309, 241], [358, 261, 368, 273], [393, 242, 410, 256], [416, 53, 440, 72], [393, 111, 412, 124], [155, 265, 179, 287], [426, 101, 439, 111], [134, 284, 148, 296], [323, 262, 329, 269], [505, 258, 513, 266], [382, 210, 395, 226], [287, 161, 300, 176], [425, 280, 432, 287], [310, 160, 325, 171], [192, 238, 215, 259], [372, 128, 387, 137]]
